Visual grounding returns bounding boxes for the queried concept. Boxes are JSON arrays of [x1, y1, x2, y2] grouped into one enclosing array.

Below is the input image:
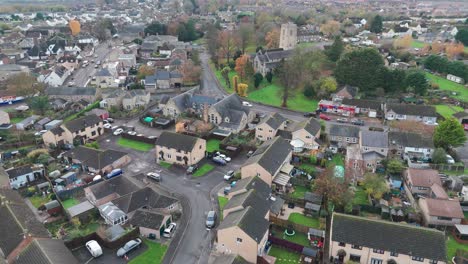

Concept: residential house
[[333, 85, 359, 100], [118, 54, 137, 68], [289, 118, 321, 150], [112, 186, 179, 215], [0, 64, 30, 81], [46, 44, 64, 56], [39, 66, 71, 87], [84, 176, 140, 206], [129, 209, 172, 239], [160, 88, 218, 118], [404, 168, 442, 197], [329, 213, 446, 264], [241, 136, 292, 186], [223, 189, 270, 219], [418, 198, 464, 227], [57, 55, 79, 71], [42, 114, 103, 147], [5, 164, 44, 189], [45, 86, 100, 102], [253, 48, 294, 76], [155, 132, 206, 166], [329, 124, 360, 148], [0, 110, 10, 125], [256, 113, 287, 141], [385, 104, 437, 123], [142, 70, 182, 93], [100, 90, 150, 110], [341, 99, 382, 118], [99, 202, 128, 225], [388, 132, 434, 161], [93, 68, 116, 88], [359, 130, 388, 170], [217, 206, 270, 263], [62, 146, 131, 174], [208, 94, 255, 133]]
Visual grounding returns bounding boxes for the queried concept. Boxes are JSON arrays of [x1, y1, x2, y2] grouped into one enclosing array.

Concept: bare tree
[[237, 24, 254, 53], [217, 30, 239, 65]]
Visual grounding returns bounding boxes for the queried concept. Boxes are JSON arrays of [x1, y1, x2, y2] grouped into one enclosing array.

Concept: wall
[[256, 123, 277, 141], [241, 163, 272, 186], [217, 226, 259, 264]]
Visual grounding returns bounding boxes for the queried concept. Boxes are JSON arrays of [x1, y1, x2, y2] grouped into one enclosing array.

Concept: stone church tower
[[279, 23, 297, 50]]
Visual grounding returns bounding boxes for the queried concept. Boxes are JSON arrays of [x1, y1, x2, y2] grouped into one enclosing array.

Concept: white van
[[86, 240, 103, 258]]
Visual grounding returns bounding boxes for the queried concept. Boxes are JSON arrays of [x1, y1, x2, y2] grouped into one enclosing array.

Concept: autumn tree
[[320, 20, 340, 37], [315, 77, 338, 97], [276, 58, 302, 107], [237, 83, 248, 97], [431, 41, 445, 54], [180, 60, 201, 84], [445, 42, 464, 59], [234, 54, 250, 82], [362, 173, 389, 199], [393, 35, 412, 49], [218, 30, 239, 64], [221, 67, 231, 88], [136, 65, 155, 80], [7, 73, 45, 96], [265, 28, 280, 49]]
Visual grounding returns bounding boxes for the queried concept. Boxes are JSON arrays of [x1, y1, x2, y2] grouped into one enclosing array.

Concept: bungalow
[[418, 198, 464, 227], [385, 104, 437, 124], [256, 113, 287, 141], [6, 164, 44, 189], [404, 168, 442, 197], [42, 114, 103, 147], [333, 85, 358, 100], [130, 209, 172, 239], [208, 94, 255, 133], [155, 132, 206, 166], [45, 86, 100, 102], [84, 176, 140, 206], [329, 124, 360, 148], [329, 213, 446, 264], [388, 132, 434, 161], [62, 146, 130, 174], [100, 90, 150, 110]]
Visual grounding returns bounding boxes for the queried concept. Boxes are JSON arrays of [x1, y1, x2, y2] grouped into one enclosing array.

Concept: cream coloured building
[[155, 132, 206, 166], [42, 114, 103, 147], [279, 23, 297, 50]]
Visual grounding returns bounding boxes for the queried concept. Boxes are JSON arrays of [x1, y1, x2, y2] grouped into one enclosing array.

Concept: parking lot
[[72, 243, 148, 264]]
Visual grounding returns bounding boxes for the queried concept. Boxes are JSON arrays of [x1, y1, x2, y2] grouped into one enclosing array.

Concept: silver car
[[116, 238, 142, 257], [206, 210, 217, 229]]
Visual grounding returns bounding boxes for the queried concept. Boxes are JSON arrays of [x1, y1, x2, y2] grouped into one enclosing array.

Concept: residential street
[[71, 42, 114, 87]]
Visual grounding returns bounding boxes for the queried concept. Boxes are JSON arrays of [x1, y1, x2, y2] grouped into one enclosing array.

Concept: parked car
[[163, 223, 177, 238], [337, 118, 348, 123], [212, 156, 227, 165], [247, 150, 254, 157], [424, 120, 439, 126], [351, 119, 365, 126], [218, 154, 231, 162], [206, 211, 217, 229], [186, 164, 199, 174], [319, 113, 331, 121], [113, 128, 124, 136], [116, 238, 142, 257], [147, 171, 161, 182], [86, 240, 103, 258], [106, 118, 114, 123], [106, 168, 123, 179], [103, 123, 112, 129], [303, 112, 316, 117], [242, 101, 253, 107], [127, 131, 137, 136], [446, 155, 455, 164], [224, 170, 235, 181], [369, 127, 384, 132]]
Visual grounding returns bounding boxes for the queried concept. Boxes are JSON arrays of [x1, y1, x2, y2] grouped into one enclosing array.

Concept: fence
[[270, 215, 312, 234], [268, 235, 304, 253], [64, 227, 139, 250]]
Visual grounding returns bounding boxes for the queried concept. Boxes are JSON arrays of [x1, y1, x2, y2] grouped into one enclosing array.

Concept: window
[[364, 147, 369, 151], [199, 145, 202, 149], [306, 136, 311, 139], [373, 249, 384, 254], [351, 245, 362, 250], [381, 149, 384, 152], [412, 256, 424, 262], [91, 131, 96, 136], [176, 156, 182, 161], [258, 128, 263, 131], [370, 258, 383, 264], [338, 242, 345, 247], [429, 260, 438, 264], [236, 238, 243, 243], [167, 154, 172, 158], [390, 252, 398, 257], [350, 255, 361, 262], [256, 172, 260, 176], [437, 216, 452, 221], [269, 130, 272, 133]]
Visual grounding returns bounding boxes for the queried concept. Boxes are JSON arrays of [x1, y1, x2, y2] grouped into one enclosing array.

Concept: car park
[[163, 223, 177, 238], [147, 171, 161, 182], [186, 164, 199, 174], [224, 170, 235, 181], [206, 211, 217, 229], [86, 240, 103, 258], [116, 238, 142, 257], [319, 113, 331, 121], [113, 128, 124, 135]]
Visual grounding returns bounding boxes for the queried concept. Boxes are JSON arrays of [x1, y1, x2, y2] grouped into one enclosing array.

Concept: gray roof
[[329, 124, 360, 138], [453, 112, 468, 119], [129, 209, 166, 230], [113, 187, 177, 213], [96, 68, 112, 77], [86, 176, 140, 200], [64, 114, 101, 133], [224, 189, 270, 217], [64, 146, 128, 171], [6, 165, 33, 179], [210, 255, 250, 264], [99, 202, 126, 221], [218, 206, 269, 242], [261, 113, 286, 130], [342, 98, 381, 110], [211, 94, 250, 124], [15, 239, 79, 264], [294, 118, 321, 135], [244, 136, 292, 176], [361, 131, 388, 148], [388, 131, 434, 149], [304, 192, 322, 204], [386, 103, 437, 117], [156, 132, 201, 152], [45, 86, 96, 96], [256, 49, 293, 63], [331, 213, 446, 261]]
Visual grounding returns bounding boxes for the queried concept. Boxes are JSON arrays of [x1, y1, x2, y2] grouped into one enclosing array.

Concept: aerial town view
[[0, 0, 468, 263]]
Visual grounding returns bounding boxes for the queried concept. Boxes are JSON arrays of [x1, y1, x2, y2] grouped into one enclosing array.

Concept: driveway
[[72, 243, 148, 264]]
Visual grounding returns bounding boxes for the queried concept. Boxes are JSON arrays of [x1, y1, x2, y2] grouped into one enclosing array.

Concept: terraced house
[[155, 132, 206, 166]]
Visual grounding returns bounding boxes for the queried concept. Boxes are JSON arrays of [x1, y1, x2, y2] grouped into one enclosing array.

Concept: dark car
[[303, 112, 316, 117], [369, 127, 384, 132], [351, 119, 365, 126], [186, 164, 199, 174]]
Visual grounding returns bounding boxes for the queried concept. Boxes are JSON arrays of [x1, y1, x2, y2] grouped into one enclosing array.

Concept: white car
[[224, 170, 235, 181], [163, 223, 177, 238], [242, 101, 253, 107], [113, 128, 124, 136], [424, 120, 439, 126], [446, 155, 455, 164], [86, 240, 103, 258], [219, 154, 231, 162], [103, 124, 112, 129], [127, 131, 137, 135], [34, 130, 47, 136]]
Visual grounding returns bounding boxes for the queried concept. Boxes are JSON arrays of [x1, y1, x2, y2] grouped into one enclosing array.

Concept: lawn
[[353, 187, 369, 205], [446, 234, 468, 261], [10, 117, 25, 124], [273, 228, 310, 247], [290, 185, 309, 199], [192, 164, 215, 177], [206, 138, 221, 152], [298, 163, 316, 174], [328, 154, 344, 167], [435, 105, 464, 119], [29, 195, 51, 208], [62, 198, 79, 209], [410, 39, 428, 49], [159, 161, 172, 169], [268, 245, 301, 264], [218, 196, 228, 210], [67, 222, 100, 239], [426, 73, 468, 102], [297, 42, 316, 49], [129, 240, 168, 264], [117, 137, 154, 151], [288, 213, 321, 228]]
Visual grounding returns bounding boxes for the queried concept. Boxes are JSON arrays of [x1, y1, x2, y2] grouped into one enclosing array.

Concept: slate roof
[[156, 132, 201, 152], [113, 187, 177, 213], [304, 192, 322, 204], [261, 113, 286, 130], [256, 49, 293, 63], [6, 165, 33, 179], [224, 189, 270, 217], [54, 65, 67, 77], [86, 176, 140, 200], [329, 124, 360, 138], [45, 86, 96, 96], [129, 209, 166, 230], [64, 146, 128, 171], [49, 126, 65, 136], [64, 114, 101, 133], [211, 94, 250, 124], [406, 168, 441, 188], [361, 131, 388, 148], [218, 206, 269, 243], [331, 213, 446, 261], [229, 176, 271, 198], [420, 198, 464, 219], [96, 68, 112, 77], [15, 239, 79, 264], [294, 118, 321, 135], [388, 131, 434, 149], [342, 98, 381, 110], [244, 136, 292, 176], [337, 85, 358, 97], [386, 103, 437, 117]]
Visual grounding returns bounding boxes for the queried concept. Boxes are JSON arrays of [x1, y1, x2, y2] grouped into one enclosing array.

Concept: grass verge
[[288, 213, 320, 228], [129, 240, 168, 264], [218, 196, 228, 220], [117, 137, 154, 151], [192, 164, 215, 177]]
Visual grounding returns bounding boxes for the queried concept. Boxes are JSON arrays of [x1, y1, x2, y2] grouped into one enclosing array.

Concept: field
[[435, 105, 464, 119], [117, 137, 154, 151], [288, 213, 320, 228], [129, 240, 168, 264], [192, 164, 215, 177], [268, 246, 301, 264], [426, 73, 468, 102], [62, 198, 79, 209], [206, 138, 221, 152]]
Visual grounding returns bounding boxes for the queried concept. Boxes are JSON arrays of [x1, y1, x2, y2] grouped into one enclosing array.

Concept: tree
[[432, 148, 447, 164], [234, 55, 250, 82], [180, 60, 201, 84], [320, 20, 340, 37], [132, 38, 143, 45], [35, 12, 44, 20], [7, 73, 45, 96], [237, 83, 248, 97], [447, 61, 468, 80], [424, 55, 448, 73], [254, 73, 263, 88], [177, 20, 198, 42], [237, 24, 254, 53], [218, 30, 239, 64], [370, 15, 383, 33], [265, 28, 280, 49], [266, 71, 273, 83], [434, 118, 467, 149], [206, 24, 220, 66], [386, 159, 404, 175], [28, 96, 49, 115], [136, 65, 155, 80], [144, 22, 167, 36], [405, 71, 428, 95], [381, 68, 406, 93], [446, 42, 465, 59], [36, 153, 51, 165], [393, 35, 412, 49], [221, 67, 231, 88], [362, 173, 389, 200], [316, 77, 337, 97], [93, 19, 115, 41], [334, 48, 385, 92], [455, 28, 468, 46], [325, 36, 344, 62], [431, 41, 445, 54]]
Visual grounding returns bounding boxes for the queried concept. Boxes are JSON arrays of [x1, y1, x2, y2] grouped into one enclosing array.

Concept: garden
[[290, 185, 309, 200], [29, 193, 52, 208], [434, 104, 464, 119], [159, 161, 172, 169], [206, 138, 221, 152], [62, 197, 79, 209], [268, 245, 301, 264], [287, 212, 321, 229], [45, 217, 101, 240], [446, 234, 468, 261], [271, 227, 310, 247], [129, 240, 168, 264], [117, 137, 154, 152]]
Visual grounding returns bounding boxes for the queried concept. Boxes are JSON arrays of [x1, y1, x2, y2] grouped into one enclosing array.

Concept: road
[[70, 42, 114, 87]]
